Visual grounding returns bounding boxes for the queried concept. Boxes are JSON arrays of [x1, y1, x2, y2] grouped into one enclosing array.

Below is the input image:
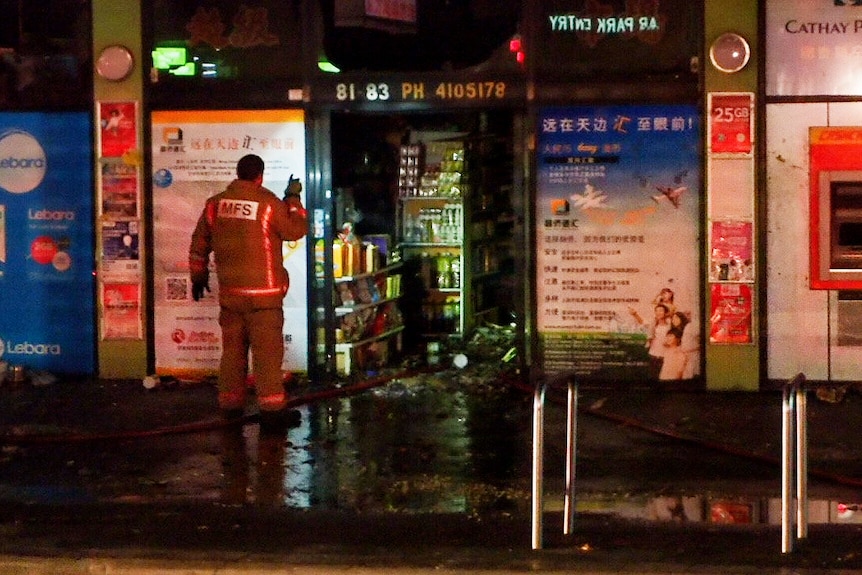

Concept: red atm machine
[[810, 127, 862, 289]]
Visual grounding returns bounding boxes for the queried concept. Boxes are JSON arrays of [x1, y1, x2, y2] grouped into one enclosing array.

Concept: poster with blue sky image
[[0, 112, 95, 374], [536, 104, 701, 386]]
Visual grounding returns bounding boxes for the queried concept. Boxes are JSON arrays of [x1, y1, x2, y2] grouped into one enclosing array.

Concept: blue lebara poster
[[536, 105, 702, 387], [0, 112, 95, 374]]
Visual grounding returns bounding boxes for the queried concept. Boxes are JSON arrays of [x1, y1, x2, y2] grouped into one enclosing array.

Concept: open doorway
[[327, 110, 518, 367]]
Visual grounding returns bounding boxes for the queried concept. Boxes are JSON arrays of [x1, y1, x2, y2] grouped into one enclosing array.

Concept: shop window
[[321, 0, 522, 72], [0, 0, 91, 109], [149, 0, 304, 82]]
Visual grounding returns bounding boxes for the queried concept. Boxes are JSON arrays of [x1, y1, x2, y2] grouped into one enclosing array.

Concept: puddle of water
[[262, 388, 532, 514], [4, 374, 862, 529], [542, 492, 862, 526]]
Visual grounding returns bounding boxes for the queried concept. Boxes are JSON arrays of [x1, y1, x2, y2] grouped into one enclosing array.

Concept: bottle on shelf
[[450, 253, 461, 289], [436, 252, 451, 289], [403, 213, 415, 242], [419, 252, 436, 289], [443, 296, 460, 333], [339, 222, 361, 276], [332, 237, 344, 278], [315, 239, 325, 278]]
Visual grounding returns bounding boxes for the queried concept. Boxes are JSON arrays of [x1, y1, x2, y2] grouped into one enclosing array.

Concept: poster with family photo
[[535, 104, 702, 386]]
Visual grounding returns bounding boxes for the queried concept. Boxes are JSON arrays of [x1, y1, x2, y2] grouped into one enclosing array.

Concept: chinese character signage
[[150, 0, 303, 81], [0, 112, 95, 373], [767, 0, 862, 96], [151, 109, 307, 378], [536, 104, 702, 386]]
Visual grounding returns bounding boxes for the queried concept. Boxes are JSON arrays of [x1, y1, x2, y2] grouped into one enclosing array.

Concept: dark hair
[[236, 154, 264, 181], [671, 311, 689, 329], [667, 328, 683, 342]]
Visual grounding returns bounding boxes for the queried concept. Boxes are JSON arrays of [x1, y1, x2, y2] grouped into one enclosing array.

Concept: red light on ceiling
[[509, 35, 524, 65]]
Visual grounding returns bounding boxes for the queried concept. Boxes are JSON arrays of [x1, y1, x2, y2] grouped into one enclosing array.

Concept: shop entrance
[[322, 109, 521, 376]]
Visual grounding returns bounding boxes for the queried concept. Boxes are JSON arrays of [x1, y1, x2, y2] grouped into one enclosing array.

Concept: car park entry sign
[[0, 112, 95, 374]]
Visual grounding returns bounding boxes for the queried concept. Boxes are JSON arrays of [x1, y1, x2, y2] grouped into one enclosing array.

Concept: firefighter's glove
[[284, 174, 302, 201], [192, 277, 210, 301]]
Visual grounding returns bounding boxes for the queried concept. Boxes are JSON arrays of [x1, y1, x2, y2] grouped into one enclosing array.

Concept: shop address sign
[[336, 80, 507, 102], [316, 75, 523, 105]]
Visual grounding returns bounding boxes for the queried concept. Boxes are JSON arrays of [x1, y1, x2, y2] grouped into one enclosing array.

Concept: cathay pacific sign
[[767, 0, 862, 96], [0, 130, 47, 194]]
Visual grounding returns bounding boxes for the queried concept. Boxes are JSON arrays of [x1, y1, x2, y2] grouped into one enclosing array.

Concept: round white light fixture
[[96, 45, 135, 81], [709, 33, 750, 74]]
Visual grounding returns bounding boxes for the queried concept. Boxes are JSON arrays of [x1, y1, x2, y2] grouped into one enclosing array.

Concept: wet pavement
[[2, 362, 862, 573]]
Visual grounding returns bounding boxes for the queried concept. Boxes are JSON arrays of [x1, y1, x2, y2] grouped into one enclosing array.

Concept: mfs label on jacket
[[218, 198, 258, 220]]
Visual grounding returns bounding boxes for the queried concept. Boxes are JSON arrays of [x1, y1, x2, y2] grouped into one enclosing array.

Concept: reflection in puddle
[[214, 381, 533, 515], [557, 493, 862, 526], [7, 374, 862, 530]]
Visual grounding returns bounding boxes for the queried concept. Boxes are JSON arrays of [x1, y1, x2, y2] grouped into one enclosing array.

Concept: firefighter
[[189, 154, 307, 432]]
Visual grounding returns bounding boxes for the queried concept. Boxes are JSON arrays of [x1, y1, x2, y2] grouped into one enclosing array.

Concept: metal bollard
[[531, 374, 579, 550], [781, 372, 808, 554], [564, 380, 578, 535], [531, 382, 545, 550]]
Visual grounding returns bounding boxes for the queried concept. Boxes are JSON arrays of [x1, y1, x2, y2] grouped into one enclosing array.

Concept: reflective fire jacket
[[189, 179, 307, 308]]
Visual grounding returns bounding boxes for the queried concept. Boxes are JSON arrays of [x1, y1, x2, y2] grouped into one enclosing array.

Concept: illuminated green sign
[[548, 14, 661, 34], [168, 62, 196, 76], [151, 47, 188, 70]]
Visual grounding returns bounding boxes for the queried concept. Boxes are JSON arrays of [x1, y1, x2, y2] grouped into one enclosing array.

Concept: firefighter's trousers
[[217, 300, 287, 413]]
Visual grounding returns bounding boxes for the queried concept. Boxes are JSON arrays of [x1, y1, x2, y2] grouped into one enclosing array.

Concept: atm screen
[[838, 223, 862, 248]]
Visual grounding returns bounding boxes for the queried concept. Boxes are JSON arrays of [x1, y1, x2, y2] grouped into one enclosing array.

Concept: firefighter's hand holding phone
[[284, 174, 302, 201]]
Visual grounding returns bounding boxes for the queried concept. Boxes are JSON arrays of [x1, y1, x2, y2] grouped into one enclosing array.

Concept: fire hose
[[5, 367, 862, 491]]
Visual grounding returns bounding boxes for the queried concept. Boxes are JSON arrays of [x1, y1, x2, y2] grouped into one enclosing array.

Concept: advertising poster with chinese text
[[101, 220, 141, 279], [98, 102, 137, 158], [101, 283, 142, 340], [536, 105, 701, 386], [100, 162, 139, 218], [0, 112, 95, 373], [710, 220, 753, 282], [709, 283, 752, 344], [151, 110, 307, 378]]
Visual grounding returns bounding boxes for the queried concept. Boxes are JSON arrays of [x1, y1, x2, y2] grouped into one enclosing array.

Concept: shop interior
[[325, 110, 517, 374]]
